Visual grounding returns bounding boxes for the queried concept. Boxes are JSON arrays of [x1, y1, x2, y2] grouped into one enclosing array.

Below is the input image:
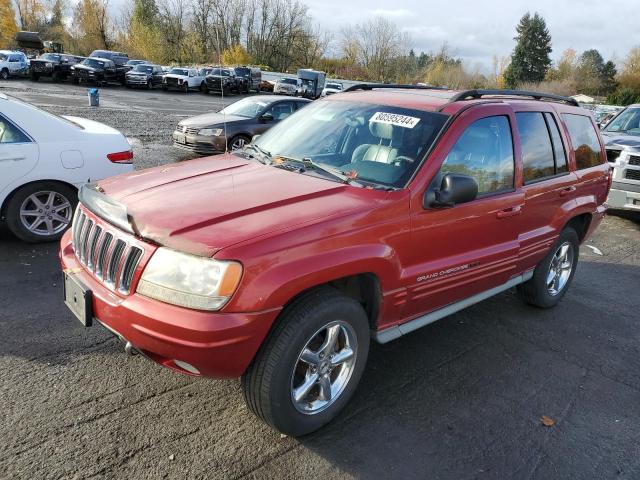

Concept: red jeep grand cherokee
[[60, 86, 610, 435]]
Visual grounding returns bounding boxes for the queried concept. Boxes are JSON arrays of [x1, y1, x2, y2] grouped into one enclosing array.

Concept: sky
[[306, 0, 640, 72]]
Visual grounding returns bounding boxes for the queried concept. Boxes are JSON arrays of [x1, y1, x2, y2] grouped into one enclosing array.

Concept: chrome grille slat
[[106, 239, 126, 286], [87, 226, 102, 270], [80, 220, 94, 264], [71, 207, 145, 294], [96, 232, 113, 279], [119, 247, 143, 294]]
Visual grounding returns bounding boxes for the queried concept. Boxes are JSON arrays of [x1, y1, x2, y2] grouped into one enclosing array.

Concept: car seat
[[351, 122, 399, 164]]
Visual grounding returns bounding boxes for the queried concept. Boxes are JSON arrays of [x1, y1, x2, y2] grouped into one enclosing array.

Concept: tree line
[[2, 0, 640, 105]]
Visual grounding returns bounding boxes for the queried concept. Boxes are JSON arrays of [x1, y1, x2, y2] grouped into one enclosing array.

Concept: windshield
[[281, 78, 297, 85], [133, 65, 153, 73], [40, 54, 60, 61], [326, 83, 342, 90], [211, 68, 231, 76], [235, 68, 250, 76], [253, 100, 449, 188], [83, 58, 106, 68], [0, 54, 6, 61], [220, 97, 269, 117], [169, 68, 188, 76], [604, 107, 640, 136]]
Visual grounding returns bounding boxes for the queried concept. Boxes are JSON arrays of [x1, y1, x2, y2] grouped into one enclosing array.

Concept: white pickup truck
[[162, 67, 206, 93]]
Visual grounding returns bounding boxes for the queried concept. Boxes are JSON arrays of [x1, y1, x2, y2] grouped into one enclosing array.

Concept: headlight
[[198, 128, 223, 136], [137, 247, 242, 311]]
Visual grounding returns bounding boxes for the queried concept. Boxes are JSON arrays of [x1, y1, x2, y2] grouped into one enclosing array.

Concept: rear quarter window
[[562, 114, 604, 169]]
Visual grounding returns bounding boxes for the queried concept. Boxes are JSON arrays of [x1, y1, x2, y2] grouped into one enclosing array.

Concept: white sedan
[[0, 93, 133, 242]]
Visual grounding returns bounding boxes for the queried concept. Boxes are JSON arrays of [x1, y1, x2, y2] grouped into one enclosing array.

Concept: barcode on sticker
[[370, 112, 420, 129]]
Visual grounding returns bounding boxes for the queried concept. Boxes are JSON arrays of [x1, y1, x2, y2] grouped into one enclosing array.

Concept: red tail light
[[107, 150, 134, 163]]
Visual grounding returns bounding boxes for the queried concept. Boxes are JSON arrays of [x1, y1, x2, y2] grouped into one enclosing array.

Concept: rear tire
[[517, 227, 580, 308], [5, 182, 78, 243], [242, 287, 370, 436]]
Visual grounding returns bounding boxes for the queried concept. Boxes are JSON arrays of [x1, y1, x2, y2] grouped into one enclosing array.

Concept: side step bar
[[373, 270, 534, 344]]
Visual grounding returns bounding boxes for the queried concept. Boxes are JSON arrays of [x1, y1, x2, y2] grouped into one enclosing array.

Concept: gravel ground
[[1, 80, 640, 480]]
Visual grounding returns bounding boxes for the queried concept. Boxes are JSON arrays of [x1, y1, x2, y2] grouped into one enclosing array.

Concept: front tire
[[31, 72, 39, 82], [242, 288, 370, 436], [229, 134, 250, 151], [1, 69, 9, 80], [183, 82, 189, 93], [517, 227, 580, 308], [5, 182, 77, 243]]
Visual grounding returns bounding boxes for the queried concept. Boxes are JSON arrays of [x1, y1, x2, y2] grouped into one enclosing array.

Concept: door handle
[[496, 205, 522, 219], [559, 186, 577, 197], [0, 155, 26, 162]]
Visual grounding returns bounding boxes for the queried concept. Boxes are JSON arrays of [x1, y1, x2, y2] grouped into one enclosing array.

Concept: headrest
[[369, 121, 394, 140]]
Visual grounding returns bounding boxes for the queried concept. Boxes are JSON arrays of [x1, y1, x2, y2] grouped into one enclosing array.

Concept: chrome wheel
[[231, 137, 247, 150], [290, 320, 357, 415], [19, 191, 73, 237], [546, 241, 574, 296]]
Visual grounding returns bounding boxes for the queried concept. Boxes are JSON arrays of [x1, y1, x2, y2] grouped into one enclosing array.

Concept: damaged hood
[[91, 155, 369, 256]]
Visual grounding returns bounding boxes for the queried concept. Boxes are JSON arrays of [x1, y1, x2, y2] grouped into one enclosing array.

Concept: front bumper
[[60, 229, 281, 378], [607, 183, 640, 211], [172, 130, 227, 155], [126, 75, 150, 86]]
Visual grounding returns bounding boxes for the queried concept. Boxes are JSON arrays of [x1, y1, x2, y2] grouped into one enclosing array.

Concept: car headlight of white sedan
[[137, 247, 243, 311], [198, 128, 223, 136]]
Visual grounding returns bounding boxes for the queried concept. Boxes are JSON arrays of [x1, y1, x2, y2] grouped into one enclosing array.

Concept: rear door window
[[0, 115, 31, 143], [516, 112, 555, 182], [440, 115, 515, 195], [561, 114, 603, 169], [544, 113, 568, 173]]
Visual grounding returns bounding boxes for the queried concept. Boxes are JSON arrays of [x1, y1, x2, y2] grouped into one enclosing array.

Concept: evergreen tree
[[504, 12, 552, 88], [601, 60, 618, 96]]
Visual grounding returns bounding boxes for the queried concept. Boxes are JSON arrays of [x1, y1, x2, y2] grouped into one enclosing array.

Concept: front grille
[[606, 149, 621, 163], [628, 155, 640, 166], [625, 169, 640, 181], [72, 208, 144, 294], [165, 77, 179, 86], [177, 125, 199, 135]]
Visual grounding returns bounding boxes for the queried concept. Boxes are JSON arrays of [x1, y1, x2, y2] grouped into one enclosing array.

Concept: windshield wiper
[[272, 155, 362, 186], [239, 143, 271, 164]]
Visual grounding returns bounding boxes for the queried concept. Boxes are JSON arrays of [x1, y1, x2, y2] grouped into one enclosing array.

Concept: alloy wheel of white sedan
[[19, 190, 74, 237]]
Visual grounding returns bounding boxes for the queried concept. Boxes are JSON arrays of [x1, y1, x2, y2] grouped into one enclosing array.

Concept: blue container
[[87, 88, 99, 107]]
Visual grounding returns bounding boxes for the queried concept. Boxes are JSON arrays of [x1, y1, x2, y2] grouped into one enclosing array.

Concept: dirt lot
[[1, 79, 640, 480]]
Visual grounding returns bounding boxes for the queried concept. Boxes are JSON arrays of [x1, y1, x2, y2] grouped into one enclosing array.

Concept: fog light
[[173, 359, 200, 374]]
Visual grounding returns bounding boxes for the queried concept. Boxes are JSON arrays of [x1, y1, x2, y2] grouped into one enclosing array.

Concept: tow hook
[[124, 341, 138, 356]]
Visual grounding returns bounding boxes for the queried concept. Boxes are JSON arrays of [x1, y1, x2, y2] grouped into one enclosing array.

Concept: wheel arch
[[563, 212, 592, 243], [1, 179, 78, 220]]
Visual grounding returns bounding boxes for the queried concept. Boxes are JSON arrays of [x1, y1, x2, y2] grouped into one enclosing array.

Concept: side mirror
[[424, 173, 478, 208], [259, 113, 274, 122]]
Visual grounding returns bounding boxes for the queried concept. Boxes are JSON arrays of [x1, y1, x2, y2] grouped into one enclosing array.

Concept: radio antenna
[[214, 26, 228, 152]]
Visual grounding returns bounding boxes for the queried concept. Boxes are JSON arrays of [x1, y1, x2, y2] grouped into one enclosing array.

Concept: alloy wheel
[[231, 137, 247, 150], [19, 191, 73, 237], [546, 241, 574, 296], [290, 320, 357, 415]]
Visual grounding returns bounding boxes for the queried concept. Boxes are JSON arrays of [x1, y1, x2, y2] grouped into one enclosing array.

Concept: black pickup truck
[[71, 50, 131, 85], [30, 53, 83, 81], [71, 57, 124, 85]]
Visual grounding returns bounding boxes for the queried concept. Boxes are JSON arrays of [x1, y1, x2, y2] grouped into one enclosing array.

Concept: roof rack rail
[[448, 89, 579, 107], [344, 83, 448, 92]]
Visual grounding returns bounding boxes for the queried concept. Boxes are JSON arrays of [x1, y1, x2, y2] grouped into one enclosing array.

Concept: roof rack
[[448, 89, 579, 107], [344, 83, 449, 92]]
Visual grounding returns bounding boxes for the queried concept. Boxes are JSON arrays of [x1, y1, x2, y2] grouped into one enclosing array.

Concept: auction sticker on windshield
[[370, 112, 420, 128]]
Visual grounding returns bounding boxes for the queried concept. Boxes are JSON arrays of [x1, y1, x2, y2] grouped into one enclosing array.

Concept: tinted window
[[603, 107, 640, 136], [266, 102, 295, 120], [562, 114, 603, 169], [440, 116, 514, 195], [0, 115, 30, 143], [517, 112, 555, 182], [544, 113, 568, 173]]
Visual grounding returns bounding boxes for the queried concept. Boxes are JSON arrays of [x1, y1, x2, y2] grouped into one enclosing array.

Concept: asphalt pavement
[[1, 79, 639, 480]]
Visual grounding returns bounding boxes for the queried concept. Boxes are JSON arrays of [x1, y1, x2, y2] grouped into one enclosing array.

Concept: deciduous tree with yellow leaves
[[0, 0, 19, 48]]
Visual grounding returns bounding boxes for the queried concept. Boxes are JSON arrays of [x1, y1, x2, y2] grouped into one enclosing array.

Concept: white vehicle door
[[0, 114, 39, 194], [8, 54, 26, 75]]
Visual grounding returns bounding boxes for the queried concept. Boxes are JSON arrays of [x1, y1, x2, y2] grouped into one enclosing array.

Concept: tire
[[242, 287, 370, 436], [5, 182, 78, 243], [72, 76, 79, 85], [183, 83, 189, 93], [1, 69, 9, 80], [517, 227, 580, 308], [147, 80, 152, 90], [229, 134, 250, 151], [199, 81, 205, 92], [202, 84, 209, 94], [162, 85, 168, 91], [31, 73, 39, 82]]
